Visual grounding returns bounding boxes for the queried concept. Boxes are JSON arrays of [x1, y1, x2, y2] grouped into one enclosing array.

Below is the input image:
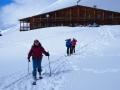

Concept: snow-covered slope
[[1, 24, 20, 35], [0, 26, 120, 90]]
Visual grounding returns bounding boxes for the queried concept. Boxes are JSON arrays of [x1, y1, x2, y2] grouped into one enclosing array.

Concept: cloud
[[0, 0, 56, 29]]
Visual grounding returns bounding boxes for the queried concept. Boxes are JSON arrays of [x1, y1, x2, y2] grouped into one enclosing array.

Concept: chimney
[[93, 5, 97, 8], [77, 0, 81, 5]]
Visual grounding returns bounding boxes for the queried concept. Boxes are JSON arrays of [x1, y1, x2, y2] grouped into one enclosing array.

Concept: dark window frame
[[108, 15, 112, 19], [87, 14, 91, 19], [97, 14, 100, 19]]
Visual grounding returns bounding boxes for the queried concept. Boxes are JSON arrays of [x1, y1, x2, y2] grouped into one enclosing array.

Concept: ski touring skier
[[65, 38, 72, 56], [71, 38, 77, 54], [27, 39, 50, 85]]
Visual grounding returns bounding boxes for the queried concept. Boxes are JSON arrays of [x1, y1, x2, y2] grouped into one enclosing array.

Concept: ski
[[39, 76, 43, 79], [32, 76, 43, 85], [32, 81, 36, 85], [65, 54, 69, 57]]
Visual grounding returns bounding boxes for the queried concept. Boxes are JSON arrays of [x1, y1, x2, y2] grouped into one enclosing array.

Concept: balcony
[[32, 17, 120, 23]]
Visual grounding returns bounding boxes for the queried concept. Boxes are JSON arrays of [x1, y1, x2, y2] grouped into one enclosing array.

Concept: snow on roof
[[19, 0, 119, 20], [35, 0, 120, 15], [35, 0, 77, 15], [79, 0, 120, 12]]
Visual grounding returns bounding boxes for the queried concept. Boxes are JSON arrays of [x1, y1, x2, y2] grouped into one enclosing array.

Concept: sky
[[0, 0, 12, 7], [0, 0, 120, 30]]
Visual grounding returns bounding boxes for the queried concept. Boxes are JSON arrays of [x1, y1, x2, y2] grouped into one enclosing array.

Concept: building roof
[[38, 0, 120, 15], [19, 4, 120, 21]]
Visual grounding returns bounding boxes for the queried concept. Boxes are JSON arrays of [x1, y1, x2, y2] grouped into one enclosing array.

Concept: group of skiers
[[27, 38, 77, 84], [65, 38, 77, 56]]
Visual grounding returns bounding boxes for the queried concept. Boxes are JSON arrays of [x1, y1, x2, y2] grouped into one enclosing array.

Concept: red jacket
[[28, 45, 47, 60], [72, 39, 77, 46]]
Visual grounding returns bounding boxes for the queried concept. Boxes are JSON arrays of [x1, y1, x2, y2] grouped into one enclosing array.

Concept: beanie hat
[[34, 39, 39, 43]]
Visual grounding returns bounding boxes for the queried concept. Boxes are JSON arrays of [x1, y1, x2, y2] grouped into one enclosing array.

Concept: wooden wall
[[19, 5, 120, 31]]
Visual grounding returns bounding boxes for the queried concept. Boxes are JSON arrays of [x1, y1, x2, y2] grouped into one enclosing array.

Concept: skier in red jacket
[[71, 38, 77, 54], [27, 39, 49, 80]]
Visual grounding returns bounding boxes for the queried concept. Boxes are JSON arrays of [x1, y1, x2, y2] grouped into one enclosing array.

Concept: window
[[108, 15, 112, 19], [70, 23, 72, 27], [73, 10, 77, 13], [74, 23, 77, 26], [44, 24, 47, 27], [68, 15, 71, 18], [51, 24, 54, 27], [38, 24, 40, 27], [52, 16, 54, 18], [97, 14, 100, 19], [87, 14, 91, 19], [69, 15, 72, 20]]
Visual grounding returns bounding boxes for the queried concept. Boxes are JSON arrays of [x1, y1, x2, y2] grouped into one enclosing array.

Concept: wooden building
[[19, 5, 120, 31]]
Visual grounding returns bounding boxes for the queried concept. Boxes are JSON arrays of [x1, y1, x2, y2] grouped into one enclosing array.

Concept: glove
[[46, 52, 50, 56], [27, 57, 30, 62]]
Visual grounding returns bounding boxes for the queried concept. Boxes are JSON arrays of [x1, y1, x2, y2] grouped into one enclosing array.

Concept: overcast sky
[[0, 0, 119, 30]]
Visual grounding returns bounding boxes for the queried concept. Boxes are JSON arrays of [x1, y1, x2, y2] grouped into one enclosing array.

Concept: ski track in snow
[[82, 69, 120, 73], [0, 55, 75, 90], [1, 25, 20, 35], [0, 26, 119, 90]]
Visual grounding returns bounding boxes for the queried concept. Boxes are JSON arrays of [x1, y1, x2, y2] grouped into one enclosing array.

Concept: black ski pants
[[67, 46, 72, 55], [72, 46, 75, 53]]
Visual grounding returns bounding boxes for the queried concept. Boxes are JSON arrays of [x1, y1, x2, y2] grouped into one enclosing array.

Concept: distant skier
[[65, 39, 72, 56], [71, 38, 77, 54], [27, 39, 49, 80]]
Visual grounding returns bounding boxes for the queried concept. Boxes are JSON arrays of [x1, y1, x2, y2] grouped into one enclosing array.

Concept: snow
[[0, 25, 120, 90], [38, 0, 120, 15], [37, 0, 77, 14]]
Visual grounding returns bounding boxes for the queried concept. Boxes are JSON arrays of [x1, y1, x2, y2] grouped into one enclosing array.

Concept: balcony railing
[[34, 17, 86, 22], [33, 17, 120, 22], [20, 26, 30, 31]]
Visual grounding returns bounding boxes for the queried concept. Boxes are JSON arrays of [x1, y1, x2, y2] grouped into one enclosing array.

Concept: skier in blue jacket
[[65, 39, 72, 56]]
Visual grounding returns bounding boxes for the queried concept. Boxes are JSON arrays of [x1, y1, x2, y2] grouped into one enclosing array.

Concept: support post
[[103, 11, 104, 25], [20, 21, 21, 31], [84, 8, 87, 25], [55, 12, 56, 26], [94, 9, 96, 21], [78, 6, 79, 23]]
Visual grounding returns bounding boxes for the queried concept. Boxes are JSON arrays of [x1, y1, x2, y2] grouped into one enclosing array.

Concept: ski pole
[[48, 52, 51, 76], [28, 60, 30, 75]]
